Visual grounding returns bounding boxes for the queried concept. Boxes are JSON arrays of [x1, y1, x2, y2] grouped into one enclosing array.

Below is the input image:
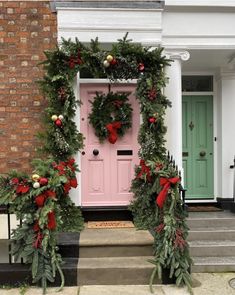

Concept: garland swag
[[0, 34, 192, 294]]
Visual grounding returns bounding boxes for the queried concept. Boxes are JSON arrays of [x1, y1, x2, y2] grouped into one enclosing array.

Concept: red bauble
[[39, 177, 48, 186], [149, 117, 156, 123], [110, 58, 117, 65], [55, 118, 62, 127], [138, 63, 145, 72], [11, 178, 19, 185]]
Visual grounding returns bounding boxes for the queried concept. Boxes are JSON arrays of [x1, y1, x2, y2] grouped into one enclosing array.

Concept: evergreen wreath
[[88, 91, 133, 144]]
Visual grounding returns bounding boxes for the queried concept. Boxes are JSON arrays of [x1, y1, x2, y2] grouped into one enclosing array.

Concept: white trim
[[165, 0, 235, 7], [56, 7, 163, 12], [182, 92, 214, 95], [59, 26, 162, 33], [186, 199, 216, 203], [79, 79, 138, 84], [69, 73, 82, 206]]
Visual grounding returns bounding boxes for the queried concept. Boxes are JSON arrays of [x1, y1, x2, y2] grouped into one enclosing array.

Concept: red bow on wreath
[[156, 177, 180, 208], [106, 121, 121, 144], [137, 159, 151, 182]]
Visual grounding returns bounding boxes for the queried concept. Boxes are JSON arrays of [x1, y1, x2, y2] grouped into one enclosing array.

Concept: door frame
[[182, 75, 217, 203], [70, 74, 218, 205], [182, 94, 214, 200], [69, 76, 138, 206]]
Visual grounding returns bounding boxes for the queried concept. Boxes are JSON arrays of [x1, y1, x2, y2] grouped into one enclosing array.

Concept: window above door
[[182, 75, 213, 92]]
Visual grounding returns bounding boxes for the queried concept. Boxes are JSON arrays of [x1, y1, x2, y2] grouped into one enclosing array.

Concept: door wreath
[[88, 91, 133, 144]]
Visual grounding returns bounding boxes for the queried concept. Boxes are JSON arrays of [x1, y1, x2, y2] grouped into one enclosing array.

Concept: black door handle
[[93, 149, 99, 156]]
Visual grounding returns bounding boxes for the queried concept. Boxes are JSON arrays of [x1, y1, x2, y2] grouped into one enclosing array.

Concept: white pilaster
[[217, 68, 235, 199], [164, 50, 190, 172]]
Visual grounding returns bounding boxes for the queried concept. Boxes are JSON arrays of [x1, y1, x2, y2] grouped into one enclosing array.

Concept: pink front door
[[80, 83, 140, 206]]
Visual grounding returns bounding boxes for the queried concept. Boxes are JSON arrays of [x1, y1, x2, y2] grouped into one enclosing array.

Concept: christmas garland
[[0, 34, 193, 294], [88, 91, 133, 144]]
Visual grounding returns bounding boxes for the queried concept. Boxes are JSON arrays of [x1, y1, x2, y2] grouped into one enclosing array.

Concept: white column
[[217, 69, 235, 199], [164, 50, 190, 172]]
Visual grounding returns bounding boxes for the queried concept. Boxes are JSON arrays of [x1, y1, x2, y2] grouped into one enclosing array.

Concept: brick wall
[[0, 1, 57, 173]]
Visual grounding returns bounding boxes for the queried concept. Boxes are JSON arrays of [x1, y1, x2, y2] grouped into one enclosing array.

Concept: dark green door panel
[[182, 96, 213, 199]]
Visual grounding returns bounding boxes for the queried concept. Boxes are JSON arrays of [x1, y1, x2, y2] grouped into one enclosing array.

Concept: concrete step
[[188, 228, 235, 241], [189, 240, 235, 257], [187, 211, 235, 229], [192, 256, 235, 272], [77, 256, 157, 285], [79, 228, 153, 258], [187, 217, 235, 229]]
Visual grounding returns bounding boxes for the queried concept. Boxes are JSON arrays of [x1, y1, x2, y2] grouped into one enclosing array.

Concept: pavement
[[0, 273, 235, 295]]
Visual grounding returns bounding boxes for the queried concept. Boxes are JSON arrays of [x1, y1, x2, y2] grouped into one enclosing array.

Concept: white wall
[[217, 70, 235, 199], [162, 7, 235, 49]]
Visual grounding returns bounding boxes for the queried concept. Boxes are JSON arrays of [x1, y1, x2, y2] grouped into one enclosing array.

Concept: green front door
[[182, 95, 214, 199]]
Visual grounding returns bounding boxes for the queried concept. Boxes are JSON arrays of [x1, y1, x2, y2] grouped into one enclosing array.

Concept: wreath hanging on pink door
[[88, 91, 133, 144]]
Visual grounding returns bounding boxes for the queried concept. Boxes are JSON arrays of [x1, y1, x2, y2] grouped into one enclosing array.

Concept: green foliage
[[0, 34, 192, 294], [0, 158, 83, 293], [57, 198, 84, 233], [131, 159, 193, 294]]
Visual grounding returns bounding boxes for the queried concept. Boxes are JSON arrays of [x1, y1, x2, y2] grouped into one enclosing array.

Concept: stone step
[[187, 211, 235, 229], [189, 240, 235, 257], [187, 217, 235, 229], [79, 228, 153, 258], [188, 228, 235, 241], [192, 256, 235, 272], [77, 256, 157, 285]]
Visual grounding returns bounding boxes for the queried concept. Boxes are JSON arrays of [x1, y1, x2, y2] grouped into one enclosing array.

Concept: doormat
[[87, 220, 135, 229], [187, 206, 222, 212]]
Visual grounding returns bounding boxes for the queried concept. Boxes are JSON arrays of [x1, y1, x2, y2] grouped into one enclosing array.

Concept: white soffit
[[55, 1, 164, 45], [165, 0, 235, 7]]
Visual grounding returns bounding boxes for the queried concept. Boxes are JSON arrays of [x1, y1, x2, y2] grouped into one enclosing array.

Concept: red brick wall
[[0, 1, 57, 173]]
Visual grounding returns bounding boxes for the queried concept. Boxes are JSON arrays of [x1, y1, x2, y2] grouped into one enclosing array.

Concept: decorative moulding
[[164, 50, 190, 61]]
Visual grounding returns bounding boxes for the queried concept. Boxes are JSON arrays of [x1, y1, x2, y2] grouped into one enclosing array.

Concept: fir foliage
[[0, 34, 193, 294]]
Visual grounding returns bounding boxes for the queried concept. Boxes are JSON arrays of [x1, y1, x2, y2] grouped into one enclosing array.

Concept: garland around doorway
[[0, 34, 193, 294]]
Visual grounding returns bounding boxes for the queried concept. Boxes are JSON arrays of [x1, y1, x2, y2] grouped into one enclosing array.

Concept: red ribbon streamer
[[33, 231, 43, 249], [106, 121, 121, 144], [156, 177, 180, 208], [136, 159, 151, 182]]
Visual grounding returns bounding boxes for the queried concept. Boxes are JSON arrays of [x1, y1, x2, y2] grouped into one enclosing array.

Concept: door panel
[[80, 83, 139, 206], [182, 98, 193, 196], [182, 95, 213, 199]]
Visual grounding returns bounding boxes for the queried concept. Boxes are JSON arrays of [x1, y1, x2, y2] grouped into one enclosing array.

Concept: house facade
[[1, 1, 235, 208]]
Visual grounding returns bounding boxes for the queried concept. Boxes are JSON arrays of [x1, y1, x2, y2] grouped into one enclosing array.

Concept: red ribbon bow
[[156, 177, 180, 208], [106, 121, 121, 144], [136, 159, 151, 182]]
